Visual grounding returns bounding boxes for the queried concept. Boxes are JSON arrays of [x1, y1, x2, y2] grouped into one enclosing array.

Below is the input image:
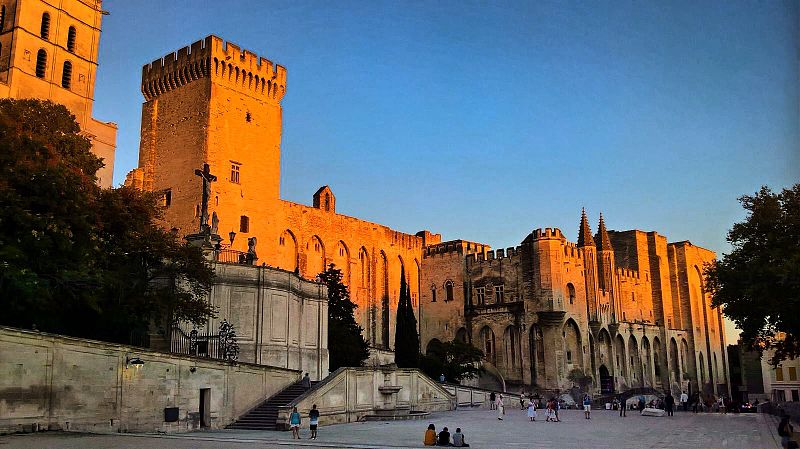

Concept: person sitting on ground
[[437, 426, 451, 446], [424, 423, 437, 446], [452, 427, 470, 447]]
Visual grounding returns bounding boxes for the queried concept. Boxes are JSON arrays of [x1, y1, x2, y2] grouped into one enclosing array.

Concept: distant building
[[0, 0, 117, 187], [761, 349, 800, 402]]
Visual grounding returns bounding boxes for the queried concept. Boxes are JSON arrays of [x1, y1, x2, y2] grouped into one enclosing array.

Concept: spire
[[577, 208, 595, 247], [596, 213, 613, 251]]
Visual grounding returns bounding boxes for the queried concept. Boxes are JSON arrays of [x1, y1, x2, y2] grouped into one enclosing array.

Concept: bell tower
[[129, 35, 286, 238]]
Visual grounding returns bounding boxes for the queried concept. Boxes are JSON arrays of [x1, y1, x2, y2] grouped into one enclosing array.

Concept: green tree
[[421, 339, 484, 382], [705, 185, 800, 364], [319, 263, 369, 370], [0, 99, 215, 343], [394, 267, 420, 368]]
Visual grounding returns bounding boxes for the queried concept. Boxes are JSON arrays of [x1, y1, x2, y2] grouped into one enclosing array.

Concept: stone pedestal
[[185, 231, 222, 261]]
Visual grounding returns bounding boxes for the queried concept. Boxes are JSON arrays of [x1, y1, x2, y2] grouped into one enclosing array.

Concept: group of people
[[489, 391, 565, 422], [424, 424, 470, 447], [288, 404, 320, 440]]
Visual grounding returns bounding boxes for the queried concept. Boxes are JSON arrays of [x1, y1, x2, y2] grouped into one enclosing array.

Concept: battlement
[[532, 227, 565, 240], [424, 240, 489, 258], [465, 246, 519, 265], [616, 267, 641, 280], [141, 35, 287, 102]]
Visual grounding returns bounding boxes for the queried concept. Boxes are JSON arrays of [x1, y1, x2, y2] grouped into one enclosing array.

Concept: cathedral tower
[[577, 208, 599, 321], [129, 35, 286, 236], [0, 0, 117, 187]]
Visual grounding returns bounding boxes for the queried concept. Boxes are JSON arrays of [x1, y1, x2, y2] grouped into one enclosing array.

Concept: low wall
[[276, 367, 455, 428], [443, 383, 523, 408], [0, 326, 299, 434]]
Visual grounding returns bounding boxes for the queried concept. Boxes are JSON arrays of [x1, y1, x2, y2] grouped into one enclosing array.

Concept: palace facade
[[126, 35, 729, 396]]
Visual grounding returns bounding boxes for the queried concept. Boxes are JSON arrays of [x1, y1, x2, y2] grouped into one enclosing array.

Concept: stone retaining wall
[[0, 326, 299, 434]]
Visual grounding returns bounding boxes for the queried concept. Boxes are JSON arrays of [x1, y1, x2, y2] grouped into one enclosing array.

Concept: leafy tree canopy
[[421, 338, 484, 382], [0, 99, 214, 343], [319, 263, 369, 370], [705, 184, 800, 364]]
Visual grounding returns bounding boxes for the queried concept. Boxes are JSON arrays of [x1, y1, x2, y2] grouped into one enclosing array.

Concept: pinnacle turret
[[577, 208, 595, 247], [596, 213, 613, 251]]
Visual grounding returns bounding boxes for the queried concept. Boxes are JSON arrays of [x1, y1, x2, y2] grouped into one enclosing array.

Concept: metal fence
[[170, 326, 222, 360]]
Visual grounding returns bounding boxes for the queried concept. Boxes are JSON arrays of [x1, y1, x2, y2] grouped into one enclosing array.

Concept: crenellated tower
[[128, 35, 287, 236], [577, 208, 599, 321]]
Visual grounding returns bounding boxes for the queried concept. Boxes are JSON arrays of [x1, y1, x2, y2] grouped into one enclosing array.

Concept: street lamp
[[229, 231, 236, 246]]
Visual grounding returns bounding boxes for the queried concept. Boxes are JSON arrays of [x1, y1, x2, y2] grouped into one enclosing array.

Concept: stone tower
[[595, 213, 615, 294], [0, 0, 117, 187], [128, 35, 286, 237]]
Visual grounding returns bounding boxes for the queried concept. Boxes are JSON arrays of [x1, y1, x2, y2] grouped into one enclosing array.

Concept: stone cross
[[194, 163, 217, 233]]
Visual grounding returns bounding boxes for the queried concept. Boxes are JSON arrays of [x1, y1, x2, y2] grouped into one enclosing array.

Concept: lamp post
[[229, 231, 236, 247]]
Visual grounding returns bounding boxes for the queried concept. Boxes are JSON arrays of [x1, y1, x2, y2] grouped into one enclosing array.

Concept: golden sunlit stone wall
[[0, 0, 116, 187], [129, 35, 427, 351]]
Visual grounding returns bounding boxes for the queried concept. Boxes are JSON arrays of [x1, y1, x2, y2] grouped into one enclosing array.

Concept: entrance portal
[[199, 388, 211, 428], [599, 365, 614, 394]]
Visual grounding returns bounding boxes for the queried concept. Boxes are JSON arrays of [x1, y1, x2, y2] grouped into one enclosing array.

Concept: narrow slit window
[[61, 61, 72, 89], [40, 13, 50, 40], [67, 26, 77, 53], [35, 49, 47, 78], [239, 215, 249, 233]]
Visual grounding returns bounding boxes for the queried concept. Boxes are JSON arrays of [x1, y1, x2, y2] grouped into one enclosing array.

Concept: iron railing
[[170, 325, 222, 360]]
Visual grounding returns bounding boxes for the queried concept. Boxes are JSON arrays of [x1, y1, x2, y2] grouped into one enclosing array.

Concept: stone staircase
[[228, 380, 318, 430]]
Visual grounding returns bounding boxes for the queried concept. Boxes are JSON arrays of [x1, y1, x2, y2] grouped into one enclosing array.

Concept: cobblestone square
[[1, 408, 782, 449]]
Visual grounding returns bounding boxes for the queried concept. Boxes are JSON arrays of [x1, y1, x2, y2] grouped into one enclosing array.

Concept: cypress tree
[[394, 267, 420, 368], [319, 263, 369, 370]]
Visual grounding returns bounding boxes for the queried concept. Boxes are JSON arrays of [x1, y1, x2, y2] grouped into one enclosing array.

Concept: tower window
[[162, 189, 172, 207], [1, 6, 6, 32], [239, 215, 249, 233], [67, 26, 77, 53], [40, 13, 50, 40], [494, 285, 504, 304], [476, 286, 485, 305], [61, 61, 72, 89], [35, 49, 47, 78], [431, 285, 436, 303], [566, 350, 572, 362], [245, 111, 251, 122], [567, 283, 576, 304], [445, 281, 454, 302], [230, 163, 240, 184]]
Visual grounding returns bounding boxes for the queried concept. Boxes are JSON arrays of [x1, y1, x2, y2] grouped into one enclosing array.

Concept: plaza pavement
[[0, 407, 782, 449]]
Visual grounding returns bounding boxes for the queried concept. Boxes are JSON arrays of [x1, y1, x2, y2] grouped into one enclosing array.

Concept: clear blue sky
[[97, 0, 797, 273]]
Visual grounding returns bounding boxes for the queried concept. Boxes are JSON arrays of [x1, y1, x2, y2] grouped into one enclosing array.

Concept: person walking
[[496, 394, 505, 420], [489, 391, 496, 410], [665, 393, 675, 417], [619, 396, 627, 417], [439, 373, 446, 383], [680, 391, 689, 412], [527, 398, 537, 421], [308, 404, 320, 439], [301, 372, 312, 390], [583, 394, 592, 419], [553, 398, 561, 422], [289, 406, 301, 439]]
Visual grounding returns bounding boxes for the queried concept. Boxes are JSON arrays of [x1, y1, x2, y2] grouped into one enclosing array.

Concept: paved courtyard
[[0, 408, 782, 449]]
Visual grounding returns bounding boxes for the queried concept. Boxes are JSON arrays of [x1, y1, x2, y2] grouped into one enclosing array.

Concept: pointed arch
[[504, 325, 520, 370], [455, 327, 468, 343], [563, 318, 582, 371], [333, 240, 351, 285], [641, 336, 653, 386], [628, 334, 643, 386], [378, 250, 389, 348], [305, 235, 325, 277], [530, 325, 545, 386], [670, 337, 680, 384], [480, 326, 497, 365], [277, 229, 298, 272], [615, 334, 628, 387]]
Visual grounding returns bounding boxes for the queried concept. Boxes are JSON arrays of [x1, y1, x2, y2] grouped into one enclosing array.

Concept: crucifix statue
[[194, 163, 217, 233]]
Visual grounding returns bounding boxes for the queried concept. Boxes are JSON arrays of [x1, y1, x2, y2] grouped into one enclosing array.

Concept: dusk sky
[[96, 1, 798, 339]]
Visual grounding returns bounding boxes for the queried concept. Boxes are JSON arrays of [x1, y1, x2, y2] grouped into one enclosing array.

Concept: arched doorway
[[599, 365, 613, 394], [529, 325, 544, 386], [455, 327, 468, 343], [481, 326, 497, 365]]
